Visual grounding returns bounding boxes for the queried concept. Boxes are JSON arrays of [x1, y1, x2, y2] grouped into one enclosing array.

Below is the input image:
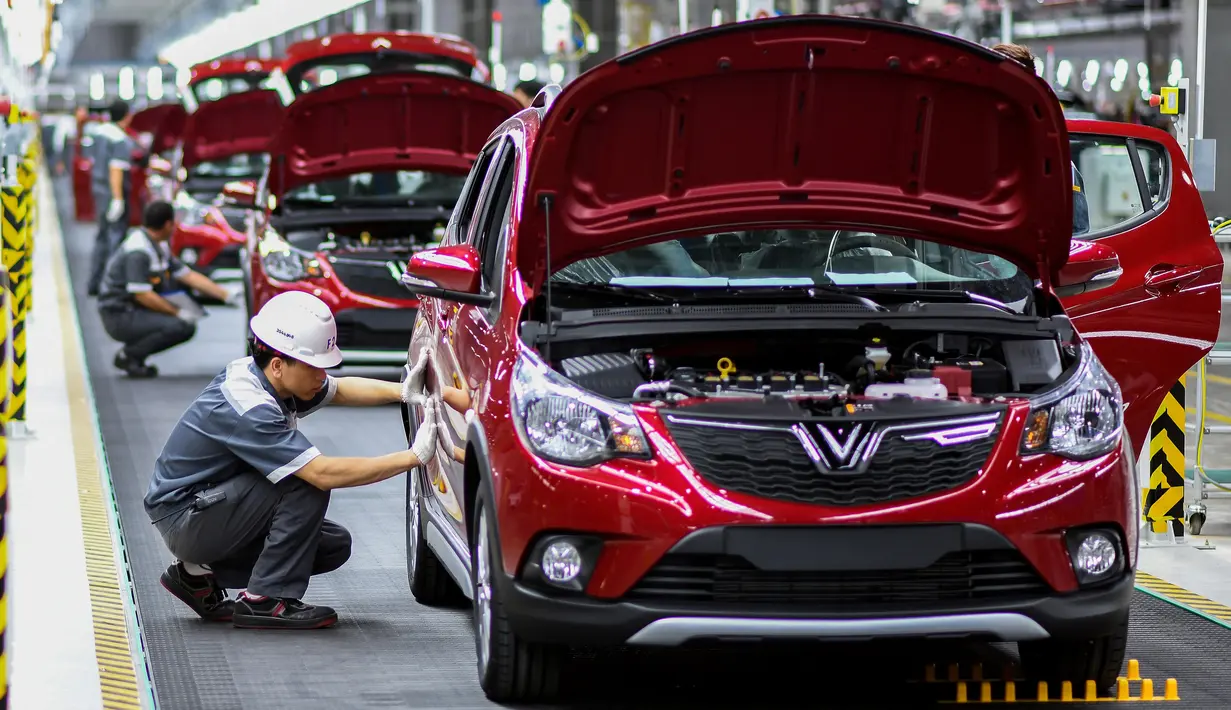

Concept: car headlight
[[173, 190, 210, 227], [510, 353, 651, 467], [258, 236, 324, 282], [1021, 341, 1122, 460]]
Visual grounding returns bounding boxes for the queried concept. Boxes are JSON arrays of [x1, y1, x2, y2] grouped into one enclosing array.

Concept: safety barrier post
[[17, 153, 33, 320], [1, 156, 29, 439], [0, 256, 9, 709], [1140, 381, 1188, 546]]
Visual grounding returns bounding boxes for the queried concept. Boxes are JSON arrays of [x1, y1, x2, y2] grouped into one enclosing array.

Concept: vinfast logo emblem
[[811, 422, 869, 471]]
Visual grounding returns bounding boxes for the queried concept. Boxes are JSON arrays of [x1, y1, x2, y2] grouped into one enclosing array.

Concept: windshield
[[192, 74, 276, 102], [188, 152, 269, 180], [282, 170, 468, 208], [289, 53, 484, 95], [553, 230, 1034, 310]]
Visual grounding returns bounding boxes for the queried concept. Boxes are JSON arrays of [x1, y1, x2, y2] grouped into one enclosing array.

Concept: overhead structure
[[158, 0, 370, 68]]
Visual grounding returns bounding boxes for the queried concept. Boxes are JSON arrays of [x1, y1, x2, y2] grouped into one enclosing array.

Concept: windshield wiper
[[816, 286, 1020, 313], [547, 282, 681, 303]]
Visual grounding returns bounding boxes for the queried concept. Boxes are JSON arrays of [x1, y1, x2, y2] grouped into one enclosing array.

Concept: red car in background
[[230, 32, 517, 366], [394, 17, 1221, 702], [180, 58, 281, 110], [169, 90, 283, 277]]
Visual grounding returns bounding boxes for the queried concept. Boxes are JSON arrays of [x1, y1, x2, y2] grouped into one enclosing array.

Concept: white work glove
[[410, 399, 439, 467], [106, 198, 124, 223], [176, 308, 201, 325], [401, 349, 429, 405]]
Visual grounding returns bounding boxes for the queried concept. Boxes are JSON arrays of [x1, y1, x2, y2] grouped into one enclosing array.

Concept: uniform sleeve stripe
[[268, 447, 321, 484], [126, 283, 153, 293]]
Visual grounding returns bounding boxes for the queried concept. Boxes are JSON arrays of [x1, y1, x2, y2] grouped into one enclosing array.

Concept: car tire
[[1019, 612, 1129, 691], [472, 491, 565, 703], [405, 461, 464, 606]]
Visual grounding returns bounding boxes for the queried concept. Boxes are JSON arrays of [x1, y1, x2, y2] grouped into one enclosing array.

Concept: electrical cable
[[1192, 355, 1231, 494]]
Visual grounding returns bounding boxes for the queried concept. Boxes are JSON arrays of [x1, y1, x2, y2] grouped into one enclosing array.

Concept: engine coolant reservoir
[[865, 373, 949, 400]]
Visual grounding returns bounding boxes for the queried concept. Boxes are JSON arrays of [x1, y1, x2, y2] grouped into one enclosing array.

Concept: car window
[[449, 141, 501, 245], [281, 169, 467, 207], [192, 75, 276, 102], [1135, 141, 1167, 208], [289, 53, 481, 95], [1069, 135, 1167, 236], [472, 146, 516, 291], [188, 152, 270, 179], [554, 230, 1035, 311]]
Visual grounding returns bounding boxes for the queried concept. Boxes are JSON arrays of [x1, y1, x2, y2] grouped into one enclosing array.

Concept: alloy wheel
[[407, 467, 420, 574], [475, 508, 493, 672]]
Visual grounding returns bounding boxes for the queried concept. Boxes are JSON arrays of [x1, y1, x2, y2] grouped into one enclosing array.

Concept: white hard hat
[[249, 291, 343, 369]]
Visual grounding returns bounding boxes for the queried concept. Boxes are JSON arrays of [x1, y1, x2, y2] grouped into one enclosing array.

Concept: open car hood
[[181, 90, 284, 169], [519, 16, 1073, 288], [131, 104, 187, 155], [265, 72, 521, 198]]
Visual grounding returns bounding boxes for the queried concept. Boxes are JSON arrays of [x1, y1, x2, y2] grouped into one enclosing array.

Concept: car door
[[416, 137, 506, 543], [437, 135, 519, 536], [1060, 121, 1222, 453]]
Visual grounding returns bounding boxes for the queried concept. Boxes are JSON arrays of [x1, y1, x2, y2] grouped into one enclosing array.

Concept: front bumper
[[496, 522, 1134, 647], [499, 567, 1134, 647]]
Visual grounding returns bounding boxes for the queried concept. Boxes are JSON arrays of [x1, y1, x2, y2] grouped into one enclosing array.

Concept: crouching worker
[[143, 291, 440, 629], [98, 200, 237, 378]]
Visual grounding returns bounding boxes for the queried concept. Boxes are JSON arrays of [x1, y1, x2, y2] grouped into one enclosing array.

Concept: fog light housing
[[522, 534, 603, 593], [1065, 528, 1125, 587], [542, 542, 582, 583]]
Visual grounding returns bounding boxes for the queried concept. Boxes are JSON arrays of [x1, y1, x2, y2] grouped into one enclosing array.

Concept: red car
[[396, 18, 1221, 702], [169, 90, 283, 276], [264, 31, 492, 101], [232, 32, 518, 366], [180, 58, 281, 111]]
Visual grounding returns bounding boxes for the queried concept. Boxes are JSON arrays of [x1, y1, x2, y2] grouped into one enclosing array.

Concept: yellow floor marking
[[1136, 571, 1231, 626], [45, 176, 144, 707]]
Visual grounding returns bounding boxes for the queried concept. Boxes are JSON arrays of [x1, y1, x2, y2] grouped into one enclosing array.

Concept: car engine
[[285, 221, 445, 256], [552, 330, 1073, 403]]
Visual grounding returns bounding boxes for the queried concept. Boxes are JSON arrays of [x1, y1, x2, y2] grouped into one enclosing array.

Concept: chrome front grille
[[661, 412, 1003, 507]]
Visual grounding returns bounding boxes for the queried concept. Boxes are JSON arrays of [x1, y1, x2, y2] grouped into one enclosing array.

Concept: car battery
[[942, 358, 1009, 395]]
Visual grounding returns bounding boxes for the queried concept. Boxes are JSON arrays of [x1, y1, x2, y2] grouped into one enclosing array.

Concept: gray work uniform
[[144, 356, 352, 598], [87, 122, 138, 294], [97, 228, 196, 362]]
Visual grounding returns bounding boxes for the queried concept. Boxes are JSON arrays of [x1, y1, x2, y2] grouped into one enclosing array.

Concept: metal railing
[[1182, 221, 1231, 536]]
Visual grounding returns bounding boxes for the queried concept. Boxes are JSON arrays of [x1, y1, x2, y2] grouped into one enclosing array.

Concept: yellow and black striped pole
[[1143, 380, 1187, 538], [17, 156, 33, 317], [1, 168, 28, 432], [0, 257, 9, 708]]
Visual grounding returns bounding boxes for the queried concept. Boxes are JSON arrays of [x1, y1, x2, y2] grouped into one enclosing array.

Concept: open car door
[[1059, 120, 1222, 452]]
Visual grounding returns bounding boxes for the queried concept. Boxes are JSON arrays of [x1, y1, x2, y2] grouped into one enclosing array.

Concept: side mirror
[[1054, 240, 1121, 298], [221, 179, 259, 209], [400, 245, 494, 307]]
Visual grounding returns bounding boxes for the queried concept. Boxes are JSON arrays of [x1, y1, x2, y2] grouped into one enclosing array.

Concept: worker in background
[[992, 43, 1091, 236], [87, 99, 138, 296], [97, 200, 237, 378], [511, 79, 546, 108], [143, 291, 440, 630]]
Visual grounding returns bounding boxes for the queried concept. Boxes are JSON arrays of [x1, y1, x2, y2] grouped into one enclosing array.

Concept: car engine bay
[[549, 329, 1077, 404], [284, 221, 445, 259]]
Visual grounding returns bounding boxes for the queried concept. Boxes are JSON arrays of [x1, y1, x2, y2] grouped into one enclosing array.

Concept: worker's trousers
[[87, 196, 129, 295], [98, 306, 196, 362], [150, 471, 352, 599]]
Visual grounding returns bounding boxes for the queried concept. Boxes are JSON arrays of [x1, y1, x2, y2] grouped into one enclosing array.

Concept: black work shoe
[[232, 594, 338, 630], [159, 563, 234, 622], [115, 350, 158, 378]]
